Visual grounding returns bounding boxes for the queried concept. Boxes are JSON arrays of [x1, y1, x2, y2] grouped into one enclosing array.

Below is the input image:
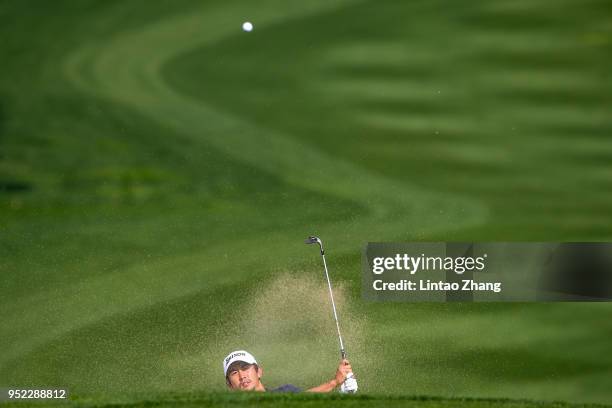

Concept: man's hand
[[306, 359, 355, 393], [334, 359, 353, 386]]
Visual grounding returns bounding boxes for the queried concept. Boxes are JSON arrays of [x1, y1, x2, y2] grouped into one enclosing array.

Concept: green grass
[[3, 392, 612, 408], [1, 0, 611, 406]]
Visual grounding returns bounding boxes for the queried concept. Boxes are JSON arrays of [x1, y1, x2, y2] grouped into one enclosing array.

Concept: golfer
[[223, 350, 354, 392]]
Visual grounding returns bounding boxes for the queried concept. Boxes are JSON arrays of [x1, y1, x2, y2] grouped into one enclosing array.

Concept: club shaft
[[321, 252, 346, 358]]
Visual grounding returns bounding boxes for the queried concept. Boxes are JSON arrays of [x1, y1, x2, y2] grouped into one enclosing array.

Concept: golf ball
[[242, 22, 253, 32]]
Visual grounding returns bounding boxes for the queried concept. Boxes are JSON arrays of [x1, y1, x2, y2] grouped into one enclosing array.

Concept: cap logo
[[225, 352, 245, 364]]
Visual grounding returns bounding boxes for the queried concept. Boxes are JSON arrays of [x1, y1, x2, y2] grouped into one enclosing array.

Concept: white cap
[[223, 350, 258, 376]]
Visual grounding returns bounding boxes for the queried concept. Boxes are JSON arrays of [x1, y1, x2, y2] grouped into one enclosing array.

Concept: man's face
[[226, 361, 262, 391]]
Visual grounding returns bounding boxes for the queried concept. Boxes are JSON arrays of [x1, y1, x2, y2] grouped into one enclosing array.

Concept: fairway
[[1, 0, 611, 407]]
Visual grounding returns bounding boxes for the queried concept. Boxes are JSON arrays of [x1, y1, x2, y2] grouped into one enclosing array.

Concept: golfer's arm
[[306, 378, 339, 393]]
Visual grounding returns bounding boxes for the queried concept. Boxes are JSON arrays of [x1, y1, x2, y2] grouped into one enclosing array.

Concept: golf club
[[305, 236, 358, 393]]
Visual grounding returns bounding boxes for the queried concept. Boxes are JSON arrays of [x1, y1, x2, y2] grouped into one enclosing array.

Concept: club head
[[305, 236, 324, 255], [305, 236, 321, 245]]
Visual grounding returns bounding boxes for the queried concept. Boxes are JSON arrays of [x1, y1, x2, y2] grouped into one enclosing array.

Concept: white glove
[[339, 372, 358, 393]]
